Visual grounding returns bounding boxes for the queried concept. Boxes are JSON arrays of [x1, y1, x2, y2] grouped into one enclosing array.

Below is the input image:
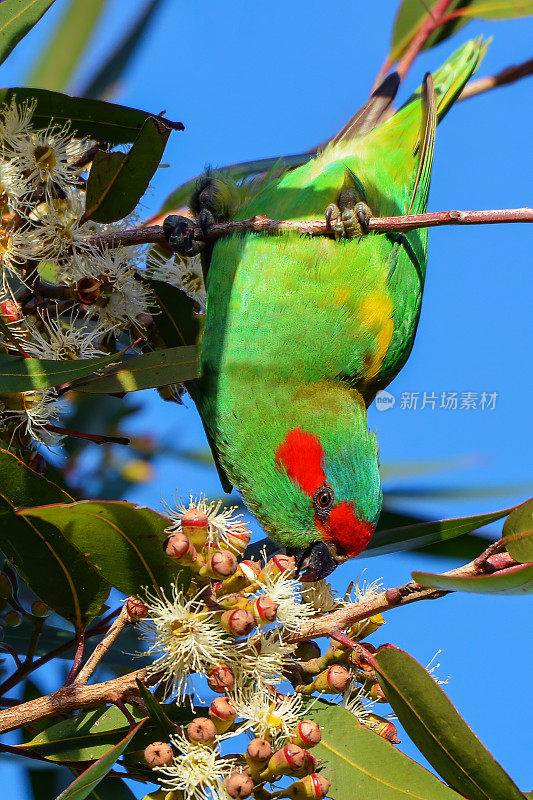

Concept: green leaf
[[26, 0, 108, 91], [502, 499, 533, 563], [150, 279, 201, 348], [364, 505, 514, 557], [0, 449, 109, 627], [0, 349, 128, 393], [0, 0, 57, 68], [74, 345, 199, 394], [456, 0, 533, 17], [23, 704, 147, 761], [161, 152, 312, 213], [83, 117, 171, 223], [0, 87, 183, 144], [136, 678, 175, 737], [374, 647, 527, 800], [87, 777, 137, 800], [412, 562, 533, 594], [390, 1, 472, 63], [306, 699, 464, 799], [55, 719, 146, 800], [21, 499, 188, 595], [82, 0, 167, 100]]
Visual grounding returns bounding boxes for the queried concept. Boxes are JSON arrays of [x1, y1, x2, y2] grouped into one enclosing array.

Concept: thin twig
[[63, 630, 85, 686], [0, 643, 22, 669], [43, 424, 130, 446], [289, 552, 518, 643], [0, 668, 151, 734], [395, 0, 457, 81], [74, 605, 131, 686], [24, 618, 44, 666], [459, 57, 533, 101], [82, 206, 533, 253]]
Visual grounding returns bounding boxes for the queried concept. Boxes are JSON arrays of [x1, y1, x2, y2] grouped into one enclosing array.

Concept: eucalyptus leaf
[[374, 647, 527, 800], [55, 719, 146, 800], [0, 349, 127, 393], [74, 345, 199, 394], [457, 0, 533, 17], [150, 279, 201, 348], [21, 499, 189, 595], [84, 117, 172, 223], [0, 0, 57, 68], [0, 87, 183, 144], [307, 699, 465, 799], [502, 499, 533, 563], [26, 0, 108, 91], [390, 0, 471, 63], [412, 562, 533, 594], [363, 504, 514, 557]]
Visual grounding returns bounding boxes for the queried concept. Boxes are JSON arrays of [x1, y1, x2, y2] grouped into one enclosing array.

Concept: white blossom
[[155, 734, 234, 800], [230, 686, 304, 746], [148, 248, 206, 310]]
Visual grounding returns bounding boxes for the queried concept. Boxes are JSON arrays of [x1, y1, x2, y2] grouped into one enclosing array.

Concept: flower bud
[[31, 600, 50, 618], [143, 741, 173, 767], [220, 609, 255, 637], [4, 610, 22, 627], [225, 771, 255, 799], [246, 738, 272, 763], [217, 592, 247, 610], [76, 276, 101, 304], [294, 641, 321, 662], [0, 298, 22, 324], [246, 595, 279, 625], [181, 508, 209, 549], [165, 532, 202, 569], [349, 613, 384, 640], [361, 678, 387, 703], [299, 665, 352, 695], [126, 597, 149, 620], [224, 523, 251, 555], [209, 696, 237, 734], [277, 773, 331, 800], [290, 720, 321, 748], [207, 664, 235, 693], [199, 550, 238, 580], [364, 712, 400, 744], [260, 744, 307, 781], [293, 751, 317, 778], [187, 717, 217, 745], [259, 554, 296, 582]]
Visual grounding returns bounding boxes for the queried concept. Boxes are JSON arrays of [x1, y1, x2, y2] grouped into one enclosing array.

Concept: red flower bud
[[209, 696, 237, 733], [224, 523, 251, 554], [246, 738, 272, 763], [225, 771, 255, 799], [76, 276, 101, 304], [181, 508, 209, 548], [282, 773, 331, 800], [125, 597, 149, 620], [290, 720, 321, 748], [187, 717, 217, 744], [143, 741, 173, 767], [260, 745, 306, 780], [221, 608, 255, 637], [247, 595, 279, 625], [200, 550, 238, 579], [260, 554, 296, 581], [207, 664, 235, 692]]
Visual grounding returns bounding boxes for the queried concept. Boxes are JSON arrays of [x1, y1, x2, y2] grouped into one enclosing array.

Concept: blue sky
[[1, 0, 532, 796]]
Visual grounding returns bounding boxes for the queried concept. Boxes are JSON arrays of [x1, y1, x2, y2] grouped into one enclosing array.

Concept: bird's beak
[[292, 541, 343, 582]]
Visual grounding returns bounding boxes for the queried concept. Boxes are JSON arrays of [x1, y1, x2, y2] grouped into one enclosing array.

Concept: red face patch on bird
[[275, 427, 374, 558]]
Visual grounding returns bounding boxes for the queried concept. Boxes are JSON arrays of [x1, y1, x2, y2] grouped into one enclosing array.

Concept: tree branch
[[289, 552, 519, 643], [459, 56, 533, 101], [0, 668, 150, 735], [73, 605, 131, 686], [83, 207, 533, 252]]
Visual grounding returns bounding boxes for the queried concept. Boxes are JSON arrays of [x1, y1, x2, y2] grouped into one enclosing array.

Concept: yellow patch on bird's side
[[358, 292, 394, 381]]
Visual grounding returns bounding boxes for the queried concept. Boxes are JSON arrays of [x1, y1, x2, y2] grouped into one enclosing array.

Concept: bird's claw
[[326, 190, 372, 240], [163, 214, 204, 257]]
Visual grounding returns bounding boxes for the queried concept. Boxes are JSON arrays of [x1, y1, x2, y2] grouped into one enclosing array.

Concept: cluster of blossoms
[[0, 99, 203, 452], [131, 496, 399, 800]]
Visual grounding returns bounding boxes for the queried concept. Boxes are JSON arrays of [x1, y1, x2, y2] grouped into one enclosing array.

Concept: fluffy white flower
[[256, 567, 314, 631], [301, 580, 342, 614], [148, 248, 206, 310], [23, 310, 110, 360], [162, 493, 244, 550], [341, 685, 376, 722], [155, 733, 234, 800], [0, 99, 36, 151], [230, 686, 304, 746], [139, 584, 235, 702], [0, 388, 64, 447], [235, 629, 295, 688]]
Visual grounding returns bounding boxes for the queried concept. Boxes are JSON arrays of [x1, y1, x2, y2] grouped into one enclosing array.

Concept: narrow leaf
[[82, 0, 166, 100], [83, 117, 171, 223], [502, 499, 533, 563], [21, 499, 188, 595], [364, 505, 514, 557], [56, 719, 146, 800], [150, 279, 201, 348], [455, 0, 533, 17], [0, 87, 183, 143], [412, 562, 533, 594], [26, 0, 108, 91], [0, 0, 57, 68], [0, 349, 128, 393], [390, 0, 471, 63], [74, 345, 199, 394], [374, 647, 527, 800], [136, 679, 175, 737], [307, 699, 465, 799]]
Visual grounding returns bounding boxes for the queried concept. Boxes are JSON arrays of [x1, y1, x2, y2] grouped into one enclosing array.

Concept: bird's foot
[[163, 214, 204, 257], [326, 189, 372, 240]]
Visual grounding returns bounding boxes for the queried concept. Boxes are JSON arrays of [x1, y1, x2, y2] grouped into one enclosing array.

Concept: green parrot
[[164, 40, 485, 580]]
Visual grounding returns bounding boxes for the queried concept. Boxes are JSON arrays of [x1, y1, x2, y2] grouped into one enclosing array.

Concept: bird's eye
[[313, 485, 335, 516]]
